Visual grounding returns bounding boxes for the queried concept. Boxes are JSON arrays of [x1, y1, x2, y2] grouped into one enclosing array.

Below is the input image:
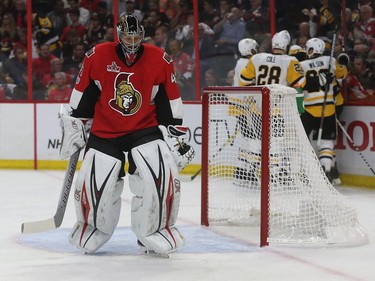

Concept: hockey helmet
[[289, 45, 303, 56], [272, 30, 291, 51], [117, 14, 144, 53], [238, 38, 258, 56], [306, 38, 325, 58]]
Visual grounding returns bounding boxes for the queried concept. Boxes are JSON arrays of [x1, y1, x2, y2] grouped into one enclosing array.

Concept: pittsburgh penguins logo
[[109, 72, 142, 115]]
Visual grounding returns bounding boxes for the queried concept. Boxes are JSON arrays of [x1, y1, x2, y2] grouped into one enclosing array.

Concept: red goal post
[[200, 85, 368, 247]]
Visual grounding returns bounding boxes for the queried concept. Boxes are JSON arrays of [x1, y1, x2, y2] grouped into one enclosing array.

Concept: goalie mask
[[238, 38, 258, 57], [306, 38, 325, 58], [117, 15, 144, 54]]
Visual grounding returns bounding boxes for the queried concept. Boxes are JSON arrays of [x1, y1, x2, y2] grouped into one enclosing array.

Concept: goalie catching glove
[[159, 125, 195, 171]]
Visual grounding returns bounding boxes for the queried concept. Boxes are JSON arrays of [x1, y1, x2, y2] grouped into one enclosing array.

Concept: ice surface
[[1, 170, 374, 281]]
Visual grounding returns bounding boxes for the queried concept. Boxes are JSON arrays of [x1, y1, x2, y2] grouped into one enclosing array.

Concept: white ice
[[1, 169, 374, 281]]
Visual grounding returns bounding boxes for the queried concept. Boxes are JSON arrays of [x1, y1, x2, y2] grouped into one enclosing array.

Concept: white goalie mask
[[272, 30, 291, 51], [116, 14, 145, 53], [238, 38, 258, 56], [306, 38, 325, 58]]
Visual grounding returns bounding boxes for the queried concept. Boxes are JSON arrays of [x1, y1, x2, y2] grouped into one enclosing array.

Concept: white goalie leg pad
[[69, 149, 124, 253], [129, 140, 184, 253]]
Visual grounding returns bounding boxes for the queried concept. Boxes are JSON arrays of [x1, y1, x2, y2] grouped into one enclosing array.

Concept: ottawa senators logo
[[109, 72, 142, 115]]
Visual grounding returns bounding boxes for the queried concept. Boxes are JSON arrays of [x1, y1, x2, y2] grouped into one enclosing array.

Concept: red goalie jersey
[[69, 42, 183, 138]]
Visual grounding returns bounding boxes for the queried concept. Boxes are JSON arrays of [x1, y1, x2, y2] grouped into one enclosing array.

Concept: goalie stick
[[336, 119, 375, 176], [21, 149, 81, 234]]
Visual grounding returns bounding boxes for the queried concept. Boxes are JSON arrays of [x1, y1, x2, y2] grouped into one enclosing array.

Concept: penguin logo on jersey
[[109, 72, 142, 115]]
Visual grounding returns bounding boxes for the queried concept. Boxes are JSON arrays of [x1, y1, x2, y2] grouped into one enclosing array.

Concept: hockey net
[[201, 84, 368, 247]]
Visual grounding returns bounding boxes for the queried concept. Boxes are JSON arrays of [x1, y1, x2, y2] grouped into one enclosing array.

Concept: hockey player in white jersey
[[233, 30, 306, 186], [239, 30, 305, 113], [233, 38, 258, 86], [299, 37, 347, 182]]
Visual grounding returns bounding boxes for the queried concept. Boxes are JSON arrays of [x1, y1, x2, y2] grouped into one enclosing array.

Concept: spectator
[[67, 0, 90, 27], [202, 68, 222, 91], [32, 43, 57, 82], [120, 0, 143, 22], [356, 5, 375, 54], [147, 0, 170, 26], [243, 0, 270, 40], [168, 38, 195, 100], [175, 12, 194, 47], [79, 0, 101, 14], [201, 0, 221, 28], [47, 72, 72, 101], [349, 56, 375, 97], [61, 29, 84, 60], [2, 43, 27, 88], [85, 13, 106, 48], [47, 0, 69, 36], [60, 8, 86, 44], [153, 25, 170, 51], [32, 43, 57, 99], [97, 1, 114, 28], [308, 0, 339, 37], [12, 0, 27, 29], [213, 6, 246, 79], [0, 13, 19, 60], [143, 9, 166, 38], [42, 57, 73, 95], [193, 22, 217, 83], [2, 43, 27, 99], [62, 42, 86, 78], [32, 12, 62, 58], [170, 0, 193, 32], [292, 22, 312, 46], [101, 27, 115, 42]]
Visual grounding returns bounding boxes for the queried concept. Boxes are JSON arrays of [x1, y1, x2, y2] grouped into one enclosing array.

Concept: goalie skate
[[137, 240, 170, 258]]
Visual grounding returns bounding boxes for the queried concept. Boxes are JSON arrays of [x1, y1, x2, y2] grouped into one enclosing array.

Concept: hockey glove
[[319, 72, 334, 87], [159, 125, 195, 171], [59, 105, 87, 159]]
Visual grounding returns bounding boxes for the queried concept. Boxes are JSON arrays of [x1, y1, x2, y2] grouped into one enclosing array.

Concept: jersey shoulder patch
[[163, 52, 173, 64]]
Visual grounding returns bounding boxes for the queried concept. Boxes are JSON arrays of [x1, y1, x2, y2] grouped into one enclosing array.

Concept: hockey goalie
[[59, 15, 194, 256]]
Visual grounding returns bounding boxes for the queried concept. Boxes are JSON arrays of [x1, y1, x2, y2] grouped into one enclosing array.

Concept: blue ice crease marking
[[18, 225, 259, 254]]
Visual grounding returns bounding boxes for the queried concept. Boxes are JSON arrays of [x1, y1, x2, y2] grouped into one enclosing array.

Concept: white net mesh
[[203, 84, 368, 246]]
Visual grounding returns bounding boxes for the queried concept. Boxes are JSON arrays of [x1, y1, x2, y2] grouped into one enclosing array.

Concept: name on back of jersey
[[266, 56, 276, 63], [308, 60, 324, 68]]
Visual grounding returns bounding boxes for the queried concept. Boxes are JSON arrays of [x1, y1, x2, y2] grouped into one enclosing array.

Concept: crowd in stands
[[0, 0, 374, 103]]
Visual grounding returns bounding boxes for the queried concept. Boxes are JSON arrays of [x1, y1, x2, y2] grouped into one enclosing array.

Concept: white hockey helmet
[[238, 38, 258, 56], [116, 14, 145, 53], [272, 30, 291, 51], [306, 38, 325, 58]]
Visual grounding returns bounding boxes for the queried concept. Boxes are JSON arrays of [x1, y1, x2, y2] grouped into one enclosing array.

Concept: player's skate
[[330, 163, 341, 186], [137, 240, 170, 258]]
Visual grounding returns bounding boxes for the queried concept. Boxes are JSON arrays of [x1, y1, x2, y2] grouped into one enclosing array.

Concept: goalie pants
[[85, 126, 163, 177]]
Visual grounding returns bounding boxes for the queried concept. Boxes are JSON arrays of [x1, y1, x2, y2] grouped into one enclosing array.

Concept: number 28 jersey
[[239, 53, 305, 87]]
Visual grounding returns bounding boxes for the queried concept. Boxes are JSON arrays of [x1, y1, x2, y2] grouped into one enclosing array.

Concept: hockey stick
[[336, 119, 375, 175], [191, 128, 240, 181], [21, 149, 81, 234], [317, 26, 337, 145]]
